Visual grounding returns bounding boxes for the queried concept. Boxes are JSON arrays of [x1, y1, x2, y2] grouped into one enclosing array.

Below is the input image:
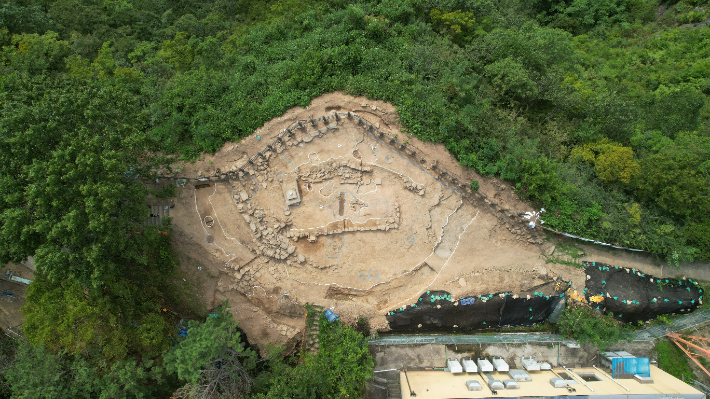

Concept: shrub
[[557, 304, 631, 349], [470, 180, 480, 192]]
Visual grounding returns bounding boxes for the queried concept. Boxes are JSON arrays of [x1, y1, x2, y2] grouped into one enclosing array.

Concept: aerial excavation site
[[163, 93, 701, 351]]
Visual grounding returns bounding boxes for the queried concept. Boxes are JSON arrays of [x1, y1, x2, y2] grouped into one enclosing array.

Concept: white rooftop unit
[[466, 380, 482, 391], [492, 358, 510, 372], [538, 361, 552, 370], [522, 358, 541, 371], [615, 351, 635, 358], [550, 377, 567, 388], [508, 370, 532, 382], [488, 379, 505, 390], [462, 359, 478, 373], [477, 358, 494, 372], [504, 379, 520, 389], [447, 359, 463, 373]]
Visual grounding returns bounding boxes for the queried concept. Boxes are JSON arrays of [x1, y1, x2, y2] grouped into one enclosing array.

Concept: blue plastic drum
[[324, 309, 340, 323]]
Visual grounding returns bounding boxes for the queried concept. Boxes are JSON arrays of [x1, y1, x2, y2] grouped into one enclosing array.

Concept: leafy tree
[[0, 1, 55, 35], [0, 69, 181, 367], [684, 216, 710, 261], [526, 0, 630, 32], [3, 31, 70, 75], [165, 304, 258, 399], [4, 342, 170, 399], [159, 31, 195, 72], [521, 156, 566, 203], [635, 133, 710, 217], [570, 139, 640, 183], [642, 84, 705, 139], [484, 57, 540, 104], [375, 0, 415, 24], [22, 268, 173, 361], [430, 9, 487, 46], [471, 21, 576, 108], [0, 73, 154, 287], [254, 312, 373, 399]]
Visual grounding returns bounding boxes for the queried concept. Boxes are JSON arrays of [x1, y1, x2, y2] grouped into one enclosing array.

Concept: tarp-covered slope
[[584, 261, 703, 323], [387, 281, 566, 332]]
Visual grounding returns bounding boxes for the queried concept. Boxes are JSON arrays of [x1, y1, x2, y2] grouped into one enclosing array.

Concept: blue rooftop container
[[611, 357, 650, 378]]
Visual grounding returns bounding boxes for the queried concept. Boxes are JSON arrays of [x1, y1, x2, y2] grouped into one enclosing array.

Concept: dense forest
[[0, 0, 709, 397]]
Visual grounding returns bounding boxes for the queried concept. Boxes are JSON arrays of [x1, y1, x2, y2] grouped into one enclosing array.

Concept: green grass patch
[[545, 240, 587, 268], [655, 338, 697, 380]]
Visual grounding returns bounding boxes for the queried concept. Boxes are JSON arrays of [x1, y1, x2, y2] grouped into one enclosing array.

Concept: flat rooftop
[[400, 365, 705, 399]]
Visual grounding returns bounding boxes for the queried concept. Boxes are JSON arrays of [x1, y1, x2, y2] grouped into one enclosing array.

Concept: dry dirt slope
[[164, 92, 677, 351]]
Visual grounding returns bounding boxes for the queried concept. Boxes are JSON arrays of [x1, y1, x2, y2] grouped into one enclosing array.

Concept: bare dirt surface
[[164, 93, 591, 352], [0, 263, 32, 339]]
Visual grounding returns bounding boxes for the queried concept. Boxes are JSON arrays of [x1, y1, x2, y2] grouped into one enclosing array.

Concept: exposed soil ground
[[0, 263, 33, 339], [165, 93, 588, 352]]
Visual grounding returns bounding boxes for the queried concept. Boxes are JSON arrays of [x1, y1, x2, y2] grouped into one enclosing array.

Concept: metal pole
[[403, 368, 416, 397]]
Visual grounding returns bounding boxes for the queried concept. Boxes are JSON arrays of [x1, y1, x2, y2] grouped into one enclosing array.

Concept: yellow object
[[589, 295, 605, 303], [567, 289, 587, 303]]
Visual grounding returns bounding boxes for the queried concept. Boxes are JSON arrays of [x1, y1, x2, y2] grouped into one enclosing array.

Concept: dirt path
[[550, 236, 710, 282]]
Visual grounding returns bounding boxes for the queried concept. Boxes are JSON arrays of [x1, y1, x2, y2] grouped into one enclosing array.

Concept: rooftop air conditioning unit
[[488, 379, 505, 390], [522, 358, 541, 371], [447, 359, 463, 373], [634, 374, 654, 384], [462, 359, 478, 373], [538, 361, 552, 370], [492, 358, 510, 372], [504, 379, 520, 389], [508, 370, 532, 382], [466, 380, 482, 391], [550, 378, 567, 388], [477, 358, 494, 372]]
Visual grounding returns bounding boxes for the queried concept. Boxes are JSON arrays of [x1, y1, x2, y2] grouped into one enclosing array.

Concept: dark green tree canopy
[[0, 72, 152, 287]]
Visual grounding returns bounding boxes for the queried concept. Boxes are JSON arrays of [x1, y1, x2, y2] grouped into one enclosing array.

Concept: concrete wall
[[371, 341, 655, 371]]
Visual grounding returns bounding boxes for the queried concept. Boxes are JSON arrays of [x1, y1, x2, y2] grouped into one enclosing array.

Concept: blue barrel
[[325, 309, 340, 323]]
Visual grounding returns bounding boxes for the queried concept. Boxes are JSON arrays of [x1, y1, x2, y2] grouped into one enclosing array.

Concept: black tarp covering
[[584, 262, 703, 323], [386, 289, 564, 332], [499, 295, 563, 327]]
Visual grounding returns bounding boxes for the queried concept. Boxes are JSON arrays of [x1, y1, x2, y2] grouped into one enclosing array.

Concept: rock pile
[[403, 176, 425, 195]]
